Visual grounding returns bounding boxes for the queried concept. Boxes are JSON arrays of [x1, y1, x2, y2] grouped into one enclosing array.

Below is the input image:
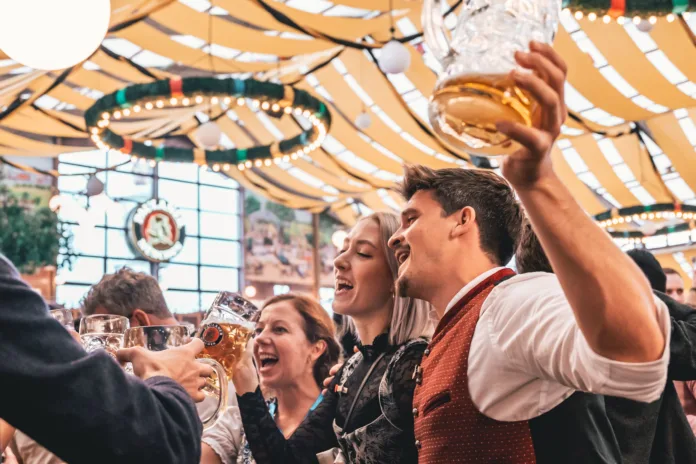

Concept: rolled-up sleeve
[[486, 273, 669, 405]]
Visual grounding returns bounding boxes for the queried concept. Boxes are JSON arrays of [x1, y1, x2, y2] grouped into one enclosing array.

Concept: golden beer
[[197, 322, 254, 378], [429, 73, 540, 156]]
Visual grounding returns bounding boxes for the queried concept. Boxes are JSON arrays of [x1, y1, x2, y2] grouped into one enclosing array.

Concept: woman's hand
[[231, 339, 259, 394], [321, 363, 343, 395]]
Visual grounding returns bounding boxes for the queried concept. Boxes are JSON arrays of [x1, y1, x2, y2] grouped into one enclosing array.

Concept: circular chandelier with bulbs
[[84, 77, 332, 172], [595, 203, 696, 244]]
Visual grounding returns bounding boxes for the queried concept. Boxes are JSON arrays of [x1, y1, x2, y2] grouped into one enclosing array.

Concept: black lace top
[[236, 334, 427, 464]]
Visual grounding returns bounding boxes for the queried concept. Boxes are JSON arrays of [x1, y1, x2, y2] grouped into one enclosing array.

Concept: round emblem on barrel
[[201, 323, 224, 347]]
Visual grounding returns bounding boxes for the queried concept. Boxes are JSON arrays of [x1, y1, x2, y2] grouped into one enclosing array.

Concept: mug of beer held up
[[196, 291, 257, 379], [79, 314, 130, 359], [124, 325, 229, 429]]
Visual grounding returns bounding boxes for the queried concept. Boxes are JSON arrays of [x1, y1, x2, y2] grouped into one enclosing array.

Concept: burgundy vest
[[413, 269, 537, 463]]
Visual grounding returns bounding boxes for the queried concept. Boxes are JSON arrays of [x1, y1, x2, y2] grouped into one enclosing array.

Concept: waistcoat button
[[415, 440, 421, 449], [412, 408, 418, 417], [424, 348, 430, 356]]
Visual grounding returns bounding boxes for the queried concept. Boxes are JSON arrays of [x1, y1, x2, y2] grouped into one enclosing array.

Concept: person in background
[[514, 220, 553, 274], [0, 254, 207, 464], [201, 294, 341, 464], [515, 228, 696, 462], [665, 267, 686, 303], [233, 212, 433, 464], [687, 288, 696, 308]]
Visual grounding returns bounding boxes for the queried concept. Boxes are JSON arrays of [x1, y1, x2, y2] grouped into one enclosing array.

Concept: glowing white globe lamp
[[331, 230, 348, 249], [378, 40, 411, 74], [0, 0, 111, 71], [244, 285, 258, 298], [196, 122, 222, 148], [355, 112, 372, 130]]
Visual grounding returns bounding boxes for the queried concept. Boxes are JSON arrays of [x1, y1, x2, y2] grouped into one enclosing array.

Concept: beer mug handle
[[197, 358, 229, 430], [422, 0, 454, 65]]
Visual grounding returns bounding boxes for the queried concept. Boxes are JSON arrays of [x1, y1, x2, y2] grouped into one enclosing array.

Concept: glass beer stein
[[196, 292, 257, 379], [423, 0, 561, 156], [124, 325, 229, 429], [79, 314, 130, 359]]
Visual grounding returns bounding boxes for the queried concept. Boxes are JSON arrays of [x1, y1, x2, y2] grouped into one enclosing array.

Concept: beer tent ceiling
[[1, 0, 696, 230]]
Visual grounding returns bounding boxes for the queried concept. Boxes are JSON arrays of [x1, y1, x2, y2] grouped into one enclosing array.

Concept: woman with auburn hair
[[201, 293, 341, 464], [232, 212, 434, 464]]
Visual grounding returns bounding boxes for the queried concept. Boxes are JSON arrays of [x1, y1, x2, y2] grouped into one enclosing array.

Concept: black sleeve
[[655, 291, 696, 380], [0, 254, 202, 464], [390, 343, 426, 432], [237, 384, 340, 464]]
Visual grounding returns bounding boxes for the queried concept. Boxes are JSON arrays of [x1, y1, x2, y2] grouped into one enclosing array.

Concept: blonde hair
[[341, 212, 434, 345]]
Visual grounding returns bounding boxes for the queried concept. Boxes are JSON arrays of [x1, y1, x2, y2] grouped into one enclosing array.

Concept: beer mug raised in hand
[[124, 325, 229, 429], [423, 0, 561, 156], [196, 292, 257, 378], [79, 314, 130, 358]]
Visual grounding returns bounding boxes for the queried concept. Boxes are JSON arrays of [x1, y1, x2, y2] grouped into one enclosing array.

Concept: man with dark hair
[[82, 267, 178, 327], [664, 268, 686, 303], [0, 254, 210, 463], [627, 249, 667, 293], [388, 43, 669, 463]]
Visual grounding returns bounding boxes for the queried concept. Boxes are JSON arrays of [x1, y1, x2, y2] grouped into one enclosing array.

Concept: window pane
[[65, 224, 106, 256], [200, 186, 238, 213], [200, 292, 218, 311], [106, 171, 153, 202], [57, 194, 88, 223], [178, 208, 199, 236], [199, 211, 240, 240], [158, 161, 198, 182], [165, 290, 201, 313], [158, 179, 199, 209], [200, 266, 238, 292], [106, 259, 151, 275], [62, 256, 104, 284], [107, 200, 137, 228], [199, 169, 238, 188], [171, 236, 199, 264], [60, 150, 107, 168], [57, 175, 87, 194], [56, 284, 91, 309], [200, 239, 241, 267], [106, 229, 136, 259], [160, 263, 199, 290]]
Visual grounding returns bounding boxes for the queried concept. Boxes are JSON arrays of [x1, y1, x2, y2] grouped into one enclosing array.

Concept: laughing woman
[[232, 212, 433, 464], [201, 294, 341, 464]]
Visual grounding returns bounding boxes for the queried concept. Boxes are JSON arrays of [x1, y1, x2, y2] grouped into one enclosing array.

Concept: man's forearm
[[516, 172, 664, 362]]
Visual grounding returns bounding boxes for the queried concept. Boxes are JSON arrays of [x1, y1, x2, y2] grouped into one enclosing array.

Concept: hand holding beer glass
[[123, 326, 228, 429]]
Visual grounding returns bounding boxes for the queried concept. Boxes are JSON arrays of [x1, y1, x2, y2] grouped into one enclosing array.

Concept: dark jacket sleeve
[[0, 254, 202, 464], [237, 384, 339, 464], [654, 291, 696, 380]]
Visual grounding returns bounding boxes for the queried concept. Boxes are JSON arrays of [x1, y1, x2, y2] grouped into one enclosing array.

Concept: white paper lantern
[[378, 40, 411, 74], [636, 19, 653, 33], [0, 0, 111, 71], [196, 122, 222, 148], [331, 230, 348, 249], [640, 222, 659, 236], [355, 112, 372, 130], [86, 175, 104, 197]]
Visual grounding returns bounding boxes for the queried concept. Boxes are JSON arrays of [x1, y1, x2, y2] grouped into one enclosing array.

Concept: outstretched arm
[[498, 42, 665, 363]]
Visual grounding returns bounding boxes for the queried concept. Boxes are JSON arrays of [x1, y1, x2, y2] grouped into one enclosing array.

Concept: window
[[57, 150, 243, 313]]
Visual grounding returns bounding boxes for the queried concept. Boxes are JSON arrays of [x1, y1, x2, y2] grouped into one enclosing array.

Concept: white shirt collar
[[444, 267, 506, 314]]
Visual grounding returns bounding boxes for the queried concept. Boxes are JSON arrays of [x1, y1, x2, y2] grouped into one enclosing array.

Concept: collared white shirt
[[444, 266, 505, 314], [449, 271, 671, 422]]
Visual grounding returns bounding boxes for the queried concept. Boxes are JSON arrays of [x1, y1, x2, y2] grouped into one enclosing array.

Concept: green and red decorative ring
[[561, 0, 692, 21], [84, 77, 332, 171], [595, 203, 696, 242]]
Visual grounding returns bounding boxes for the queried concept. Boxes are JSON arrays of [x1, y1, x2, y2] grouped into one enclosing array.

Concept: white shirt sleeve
[[201, 382, 243, 464], [468, 272, 670, 422]]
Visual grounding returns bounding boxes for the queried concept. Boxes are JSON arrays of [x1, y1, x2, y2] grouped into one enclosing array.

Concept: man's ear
[[452, 206, 476, 239], [131, 309, 151, 327]]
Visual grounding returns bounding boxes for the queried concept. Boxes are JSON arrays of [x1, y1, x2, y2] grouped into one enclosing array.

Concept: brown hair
[[399, 165, 523, 265], [515, 221, 553, 274], [663, 268, 681, 276], [82, 267, 171, 318], [258, 293, 341, 388]]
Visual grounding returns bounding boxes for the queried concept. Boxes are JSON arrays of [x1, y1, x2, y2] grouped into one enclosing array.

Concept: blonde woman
[[232, 212, 433, 464]]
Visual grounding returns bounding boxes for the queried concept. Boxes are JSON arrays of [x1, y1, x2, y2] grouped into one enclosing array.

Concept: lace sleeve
[[236, 386, 339, 464], [389, 342, 427, 432]]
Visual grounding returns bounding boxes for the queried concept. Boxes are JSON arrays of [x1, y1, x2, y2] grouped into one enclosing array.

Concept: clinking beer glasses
[[124, 325, 228, 429], [423, 0, 561, 156], [196, 292, 257, 379], [79, 314, 130, 359]]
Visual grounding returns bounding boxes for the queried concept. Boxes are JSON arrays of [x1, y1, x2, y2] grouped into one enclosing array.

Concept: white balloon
[[378, 40, 411, 74], [196, 122, 222, 148], [355, 112, 372, 130], [640, 222, 659, 236], [0, 0, 111, 71], [636, 19, 653, 33]]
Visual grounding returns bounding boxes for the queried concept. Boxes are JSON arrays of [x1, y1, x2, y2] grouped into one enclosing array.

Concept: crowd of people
[[2, 42, 696, 464]]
